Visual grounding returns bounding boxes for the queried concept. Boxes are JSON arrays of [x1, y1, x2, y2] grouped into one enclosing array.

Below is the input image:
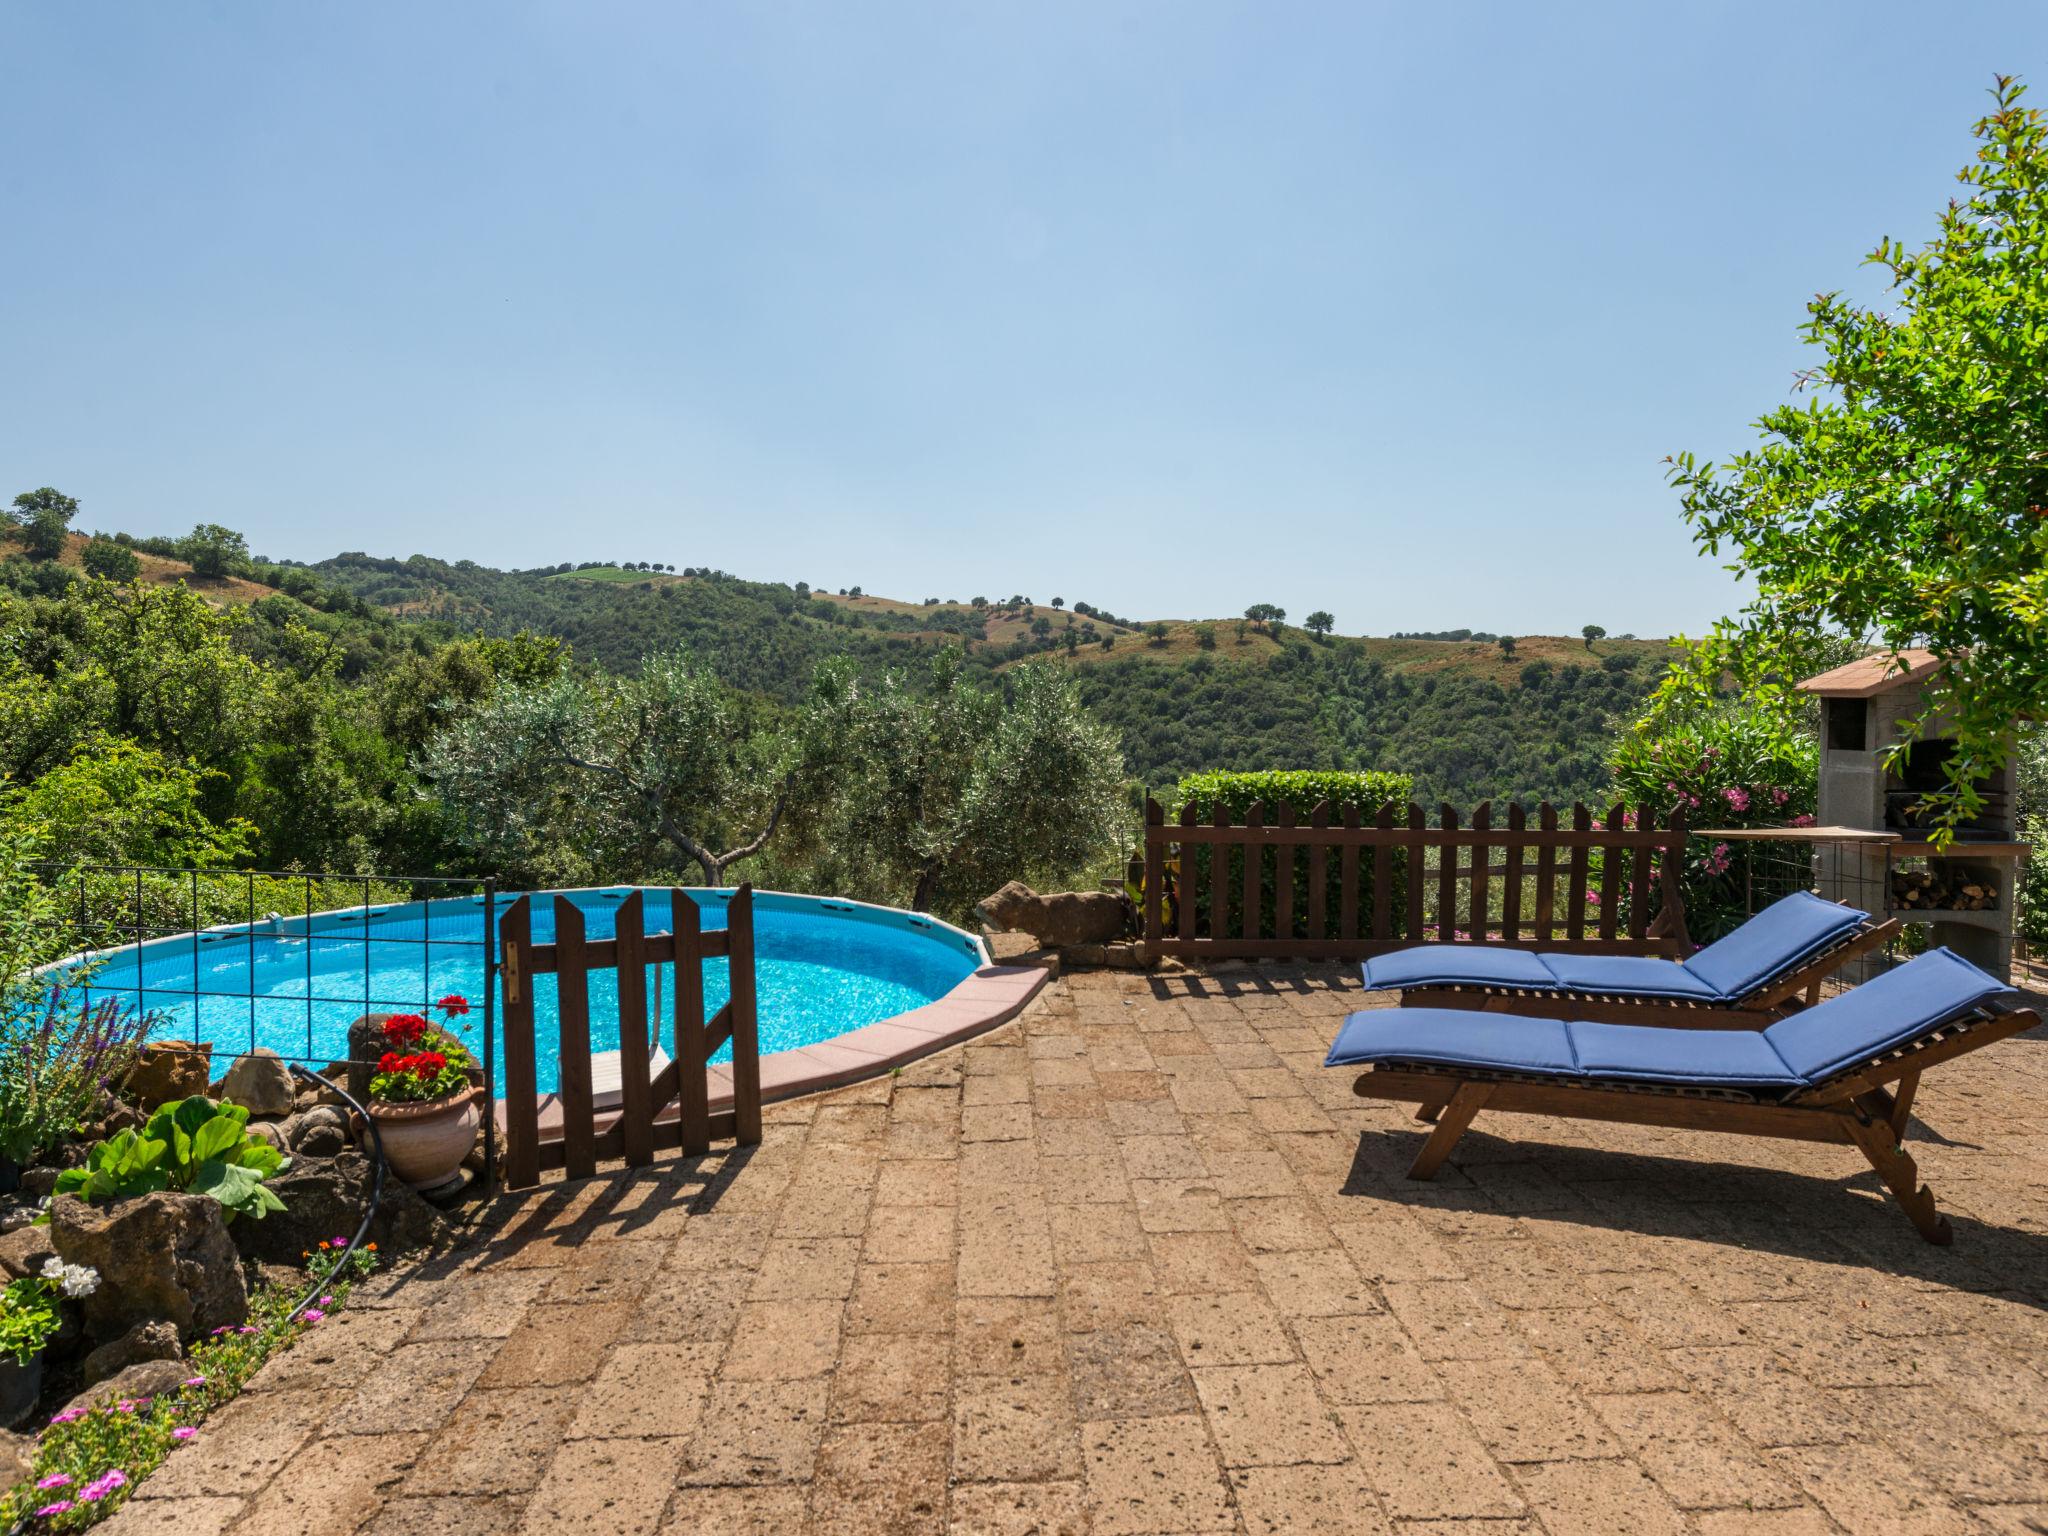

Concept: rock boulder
[[81, 1320, 182, 1386], [48, 1193, 248, 1342], [55, 1359, 191, 1419], [0, 1223, 55, 1282], [233, 1150, 448, 1267], [121, 1042, 214, 1110], [219, 1048, 296, 1117], [976, 881, 1127, 947], [285, 1105, 351, 1158]]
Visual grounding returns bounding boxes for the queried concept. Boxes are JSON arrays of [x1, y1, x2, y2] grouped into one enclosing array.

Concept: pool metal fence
[[32, 863, 500, 1187]]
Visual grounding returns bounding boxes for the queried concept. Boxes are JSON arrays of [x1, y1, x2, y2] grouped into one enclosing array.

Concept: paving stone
[[228, 1431, 416, 1536], [344, 1337, 500, 1435], [658, 1487, 810, 1535], [1050, 1202, 1149, 1266], [519, 1436, 685, 1534], [1337, 1402, 1527, 1520], [478, 1300, 635, 1387], [402, 1387, 584, 1495], [1589, 1390, 1805, 1509], [1434, 1357, 1621, 1463], [946, 1480, 1090, 1535], [751, 1236, 864, 1299], [1189, 1361, 1351, 1467], [358, 1496, 529, 1536], [1294, 1313, 1444, 1404], [1230, 1462, 1392, 1535], [1079, 1413, 1235, 1535], [1164, 1291, 1297, 1366], [1065, 1324, 1197, 1419], [568, 1342, 713, 1438], [1512, 1457, 1694, 1536], [1250, 1247, 1377, 1317], [809, 1420, 950, 1533], [680, 1379, 831, 1486], [134, 1387, 345, 1499], [847, 1261, 955, 1333], [831, 1332, 953, 1423], [722, 1299, 844, 1380], [956, 1295, 1064, 1374], [94, 1496, 245, 1535], [952, 1372, 1083, 1482]]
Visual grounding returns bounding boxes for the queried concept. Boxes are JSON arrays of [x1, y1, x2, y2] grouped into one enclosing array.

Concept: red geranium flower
[[382, 1014, 427, 1047], [410, 1051, 447, 1080], [378, 1052, 403, 1073], [436, 994, 470, 1019]]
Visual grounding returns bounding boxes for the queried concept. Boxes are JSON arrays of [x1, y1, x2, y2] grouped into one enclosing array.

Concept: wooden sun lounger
[[1331, 949, 2034, 1244]]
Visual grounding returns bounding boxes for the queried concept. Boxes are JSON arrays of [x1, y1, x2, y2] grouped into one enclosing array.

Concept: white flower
[[40, 1258, 99, 1298]]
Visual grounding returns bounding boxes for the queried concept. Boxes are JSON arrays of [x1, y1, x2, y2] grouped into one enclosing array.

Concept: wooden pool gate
[[496, 885, 761, 1189]]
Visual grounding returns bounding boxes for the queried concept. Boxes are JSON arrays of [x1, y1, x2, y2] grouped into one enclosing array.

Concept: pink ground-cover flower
[[35, 1500, 74, 1516], [302, 1308, 327, 1323], [183, 1376, 206, 1387], [172, 1426, 197, 1441], [47, 1406, 87, 1425], [318, 1294, 335, 1306], [36, 1474, 72, 1490], [80, 1469, 128, 1502]]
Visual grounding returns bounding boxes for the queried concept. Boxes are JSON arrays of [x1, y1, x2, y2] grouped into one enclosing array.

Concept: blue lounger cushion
[[1761, 947, 2015, 1083], [1327, 948, 2014, 1097], [1356, 947, 1557, 991], [1358, 890, 1871, 1004], [1682, 891, 1871, 1000], [1537, 954, 1719, 999]]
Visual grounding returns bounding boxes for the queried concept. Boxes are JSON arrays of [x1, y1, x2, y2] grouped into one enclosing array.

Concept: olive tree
[[814, 653, 1126, 916], [422, 649, 822, 886], [1660, 77, 2048, 837]]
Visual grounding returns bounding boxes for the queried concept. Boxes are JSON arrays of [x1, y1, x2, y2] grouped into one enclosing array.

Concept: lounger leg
[[1408, 1084, 1492, 1180], [1844, 1106, 1951, 1246], [1888, 1071, 1920, 1139]]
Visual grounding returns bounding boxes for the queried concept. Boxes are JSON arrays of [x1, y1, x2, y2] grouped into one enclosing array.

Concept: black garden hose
[[281, 1064, 385, 1327]]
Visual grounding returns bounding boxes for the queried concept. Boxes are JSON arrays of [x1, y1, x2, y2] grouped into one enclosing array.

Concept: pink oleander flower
[[1723, 786, 1751, 812], [37, 1474, 73, 1490], [1770, 786, 1789, 806], [1790, 813, 1815, 827], [35, 1500, 74, 1516], [172, 1426, 197, 1441]]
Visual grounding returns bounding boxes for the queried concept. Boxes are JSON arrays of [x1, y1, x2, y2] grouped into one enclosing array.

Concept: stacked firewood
[[1891, 868, 2000, 911]]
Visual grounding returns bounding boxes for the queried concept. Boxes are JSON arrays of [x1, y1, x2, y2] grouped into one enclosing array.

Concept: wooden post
[[553, 897, 597, 1181], [1467, 802, 1491, 941], [1143, 799, 1165, 952], [674, 890, 710, 1156], [1177, 804, 1198, 942], [1534, 802, 1558, 943], [1437, 804, 1460, 941], [1274, 802, 1296, 943], [1567, 804, 1592, 942], [1242, 803, 1264, 942], [728, 884, 762, 1147], [1503, 803, 1525, 945], [614, 890, 654, 1169], [498, 896, 540, 1189], [1405, 804, 1426, 941], [1209, 802, 1231, 942], [1307, 801, 1329, 943], [1598, 805, 1623, 943]]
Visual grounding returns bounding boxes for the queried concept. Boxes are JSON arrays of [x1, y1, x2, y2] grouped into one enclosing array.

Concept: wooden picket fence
[[1141, 800, 1690, 962], [497, 885, 761, 1189]]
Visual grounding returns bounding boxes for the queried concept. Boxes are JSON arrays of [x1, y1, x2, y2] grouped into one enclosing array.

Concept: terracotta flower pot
[[366, 1087, 479, 1194]]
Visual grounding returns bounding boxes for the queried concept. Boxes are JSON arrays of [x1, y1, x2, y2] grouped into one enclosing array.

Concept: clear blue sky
[[3, 4, 2042, 637]]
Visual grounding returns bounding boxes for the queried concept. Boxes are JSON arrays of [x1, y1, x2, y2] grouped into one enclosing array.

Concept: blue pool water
[[60, 888, 984, 1096]]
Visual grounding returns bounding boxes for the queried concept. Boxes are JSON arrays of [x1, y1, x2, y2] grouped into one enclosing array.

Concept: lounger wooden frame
[[1394, 918, 1903, 1030], [1348, 999, 2038, 1244]]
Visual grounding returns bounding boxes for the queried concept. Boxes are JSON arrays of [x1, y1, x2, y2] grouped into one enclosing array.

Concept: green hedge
[[1166, 770, 1414, 941]]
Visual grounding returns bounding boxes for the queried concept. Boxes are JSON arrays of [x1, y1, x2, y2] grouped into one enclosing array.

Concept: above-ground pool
[[60, 888, 986, 1096]]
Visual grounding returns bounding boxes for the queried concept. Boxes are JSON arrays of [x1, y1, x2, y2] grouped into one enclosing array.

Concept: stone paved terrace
[[101, 965, 2048, 1535]]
